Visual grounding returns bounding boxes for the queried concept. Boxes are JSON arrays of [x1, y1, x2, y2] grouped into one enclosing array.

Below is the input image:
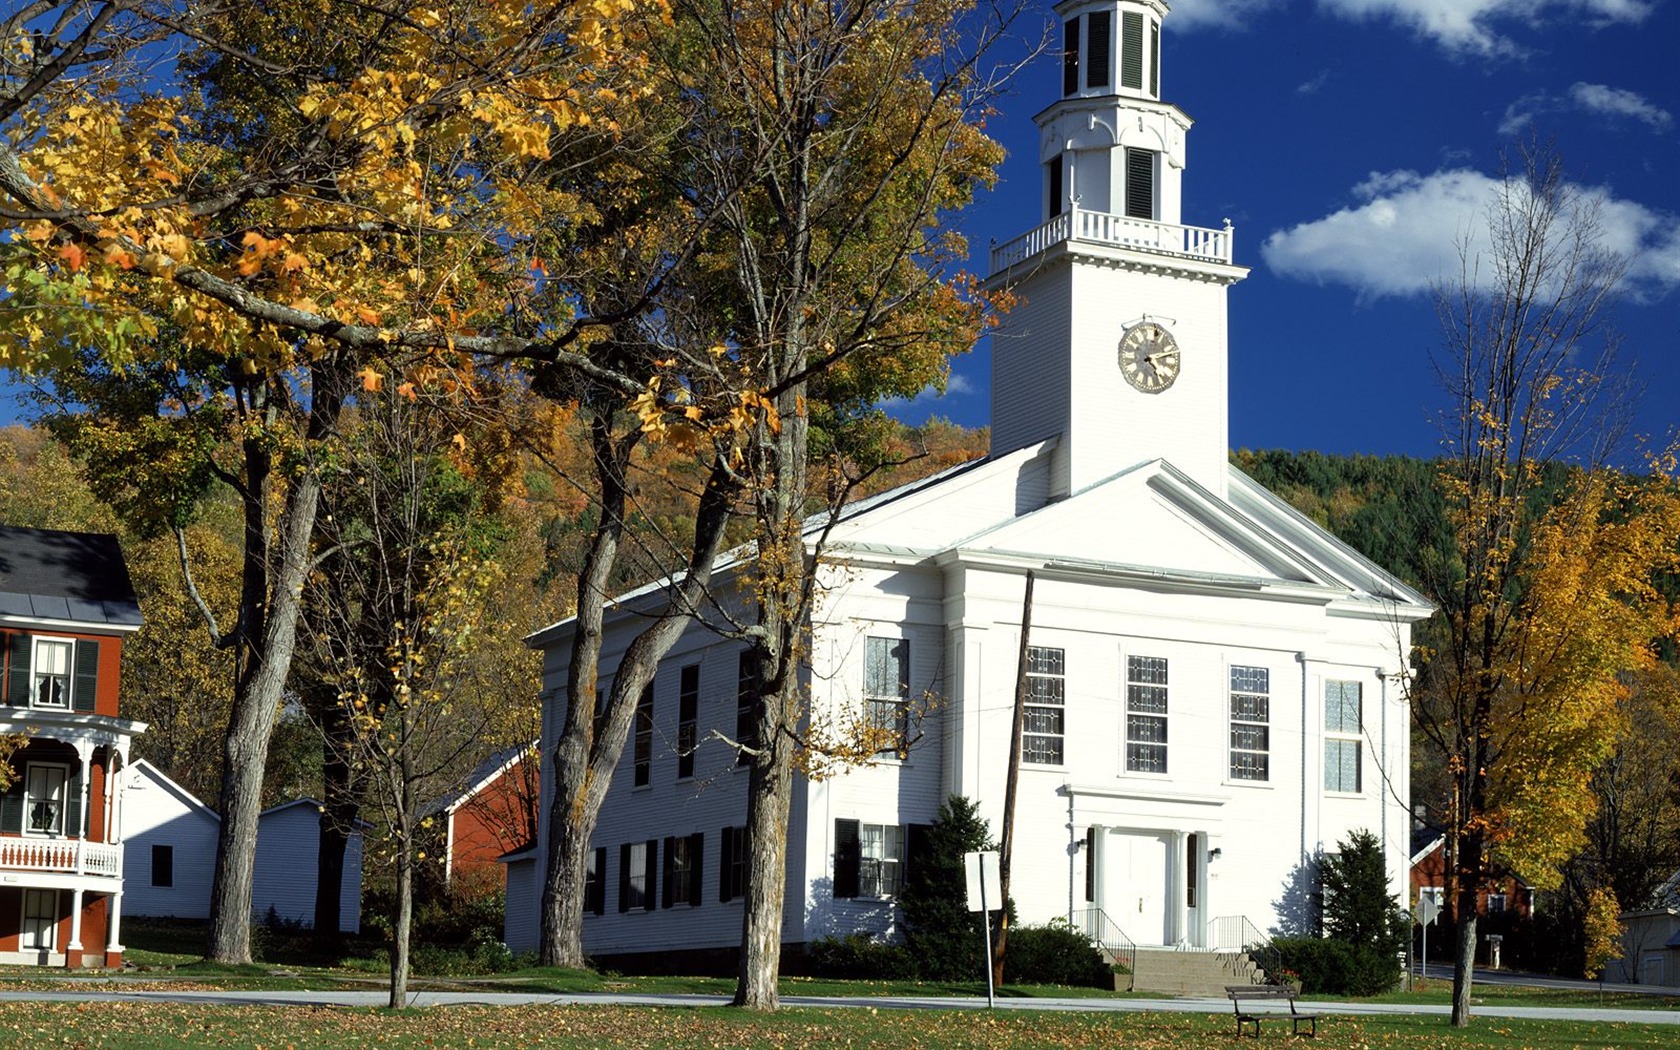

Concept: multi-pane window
[[663, 832, 704, 908], [736, 651, 759, 766], [1125, 655, 1169, 773], [25, 764, 67, 836], [677, 665, 699, 779], [1324, 679, 1362, 792], [834, 819, 904, 899], [619, 840, 655, 912], [864, 637, 910, 755], [633, 683, 654, 787], [32, 639, 71, 708], [592, 686, 607, 745], [1229, 666, 1270, 782], [1022, 646, 1066, 764]]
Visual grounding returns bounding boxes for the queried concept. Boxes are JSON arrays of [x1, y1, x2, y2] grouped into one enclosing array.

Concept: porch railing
[[990, 205, 1235, 273], [1208, 914, 1281, 984], [0, 838, 123, 878], [1073, 906, 1137, 990]]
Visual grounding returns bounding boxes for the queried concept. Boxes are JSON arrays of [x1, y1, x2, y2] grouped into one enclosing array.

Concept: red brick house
[[430, 744, 537, 891], [0, 526, 144, 967]]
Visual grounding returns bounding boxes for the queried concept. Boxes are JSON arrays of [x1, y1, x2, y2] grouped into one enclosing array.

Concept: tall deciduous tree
[[1416, 145, 1680, 1026], [667, 0, 1021, 1009]]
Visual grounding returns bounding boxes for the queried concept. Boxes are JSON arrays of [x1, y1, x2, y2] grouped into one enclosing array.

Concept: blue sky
[[908, 0, 1680, 463]]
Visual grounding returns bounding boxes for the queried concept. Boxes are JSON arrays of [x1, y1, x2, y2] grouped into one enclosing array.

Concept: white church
[[504, 0, 1431, 975]]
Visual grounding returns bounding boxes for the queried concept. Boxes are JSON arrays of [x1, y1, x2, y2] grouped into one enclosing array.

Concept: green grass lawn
[[0, 1002, 1672, 1049]]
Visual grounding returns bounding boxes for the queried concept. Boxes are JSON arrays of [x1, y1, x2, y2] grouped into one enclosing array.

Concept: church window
[[1229, 665, 1270, 781], [720, 825, 749, 901], [1062, 17, 1079, 96], [619, 839, 656, 912], [633, 682, 653, 787], [1120, 10, 1145, 90], [1324, 680, 1362, 792], [864, 636, 910, 755], [736, 650, 759, 766], [677, 664, 699, 779], [834, 819, 904, 898], [1125, 148, 1156, 220], [584, 846, 606, 915], [1022, 646, 1066, 764], [1047, 155, 1064, 217], [662, 832, 704, 908], [1125, 655, 1168, 773], [1086, 11, 1112, 89]]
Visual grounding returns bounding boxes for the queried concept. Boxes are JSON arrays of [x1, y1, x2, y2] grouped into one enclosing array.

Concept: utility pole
[[993, 570, 1035, 988]]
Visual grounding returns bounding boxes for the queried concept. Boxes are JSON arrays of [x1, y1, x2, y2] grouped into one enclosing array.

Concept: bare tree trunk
[[390, 824, 413, 1008], [734, 700, 794, 1009], [206, 467, 322, 963], [538, 449, 739, 967], [1451, 910, 1477, 1026]]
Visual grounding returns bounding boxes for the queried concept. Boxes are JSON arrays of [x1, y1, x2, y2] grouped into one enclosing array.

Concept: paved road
[[0, 986, 1674, 1025], [1414, 961, 1674, 997]]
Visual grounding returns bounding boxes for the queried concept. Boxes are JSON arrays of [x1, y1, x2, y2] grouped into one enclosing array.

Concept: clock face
[[1118, 322, 1180, 393]]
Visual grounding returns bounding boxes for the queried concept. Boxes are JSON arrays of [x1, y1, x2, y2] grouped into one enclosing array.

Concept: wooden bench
[[1226, 984, 1318, 1038]]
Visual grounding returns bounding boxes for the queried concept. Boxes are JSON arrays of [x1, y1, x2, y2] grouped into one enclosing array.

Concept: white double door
[[1098, 829, 1204, 947]]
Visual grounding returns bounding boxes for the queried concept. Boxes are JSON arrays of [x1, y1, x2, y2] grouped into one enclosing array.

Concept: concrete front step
[[1127, 947, 1267, 996]]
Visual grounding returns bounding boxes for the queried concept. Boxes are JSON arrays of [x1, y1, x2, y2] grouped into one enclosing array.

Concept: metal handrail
[[1208, 914, 1281, 984], [1073, 906, 1137, 990]]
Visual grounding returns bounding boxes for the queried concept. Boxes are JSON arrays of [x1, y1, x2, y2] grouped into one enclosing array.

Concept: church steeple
[[985, 0, 1247, 500]]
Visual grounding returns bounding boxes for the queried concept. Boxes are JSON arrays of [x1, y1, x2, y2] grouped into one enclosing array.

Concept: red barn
[[431, 744, 537, 891]]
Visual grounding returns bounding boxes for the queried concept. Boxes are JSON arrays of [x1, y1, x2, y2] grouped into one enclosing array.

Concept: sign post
[[1417, 888, 1441, 987], [965, 850, 1001, 1008]]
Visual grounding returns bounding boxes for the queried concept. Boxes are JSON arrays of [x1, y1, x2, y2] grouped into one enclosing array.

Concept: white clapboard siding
[[251, 799, 363, 933], [120, 760, 219, 919]]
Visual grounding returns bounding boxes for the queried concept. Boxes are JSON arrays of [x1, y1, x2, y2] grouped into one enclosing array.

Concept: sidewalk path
[[0, 987, 1674, 1025]]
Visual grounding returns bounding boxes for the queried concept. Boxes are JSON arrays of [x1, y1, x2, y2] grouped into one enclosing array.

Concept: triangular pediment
[[956, 459, 1334, 587]]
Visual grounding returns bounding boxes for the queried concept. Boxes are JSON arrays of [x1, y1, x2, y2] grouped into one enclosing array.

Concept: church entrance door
[[1104, 830, 1171, 946]]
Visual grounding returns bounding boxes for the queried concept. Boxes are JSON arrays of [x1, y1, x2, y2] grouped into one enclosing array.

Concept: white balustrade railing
[[990, 205, 1234, 272], [0, 838, 123, 878]]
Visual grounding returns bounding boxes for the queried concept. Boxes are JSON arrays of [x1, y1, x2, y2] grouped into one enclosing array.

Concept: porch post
[[107, 891, 124, 955], [68, 887, 85, 951], [1168, 830, 1187, 946], [102, 747, 116, 843], [73, 741, 93, 874]]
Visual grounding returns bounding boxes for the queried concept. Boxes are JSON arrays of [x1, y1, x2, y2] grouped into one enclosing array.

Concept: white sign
[[964, 850, 1001, 913]]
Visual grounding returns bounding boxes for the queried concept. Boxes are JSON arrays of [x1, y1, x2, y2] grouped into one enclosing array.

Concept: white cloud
[[877, 373, 977, 412], [1262, 168, 1680, 302], [1313, 0, 1653, 57], [1568, 82, 1674, 130], [1297, 69, 1333, 95], [1168, 0, 1286, 30], [1501, 83, 1672, 135]]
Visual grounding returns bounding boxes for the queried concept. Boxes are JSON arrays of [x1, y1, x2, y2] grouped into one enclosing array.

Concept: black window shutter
[[589, 846, 606, 915], [1062, 18, 1079, 96], [1121, 11, 1144, 90], [904, 823, 933, 888], [834, 819, 861, 899], [1086, 11, 1111, 89], [662, 835, 676, 909], [1126, 148, 1156, 220], [688, 832, 705, 907], [0, 779, 22, 834], [66, 764, 82, 837], [644, 839, 659, 912], [618, 843, 632, 913], [719, 826, 734, 902], [6, 633, 30, 705], [73, 639, 99, 713]]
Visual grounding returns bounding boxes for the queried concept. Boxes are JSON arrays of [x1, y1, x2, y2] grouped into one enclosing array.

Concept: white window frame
[[1324, 679, 1363, 793], [1487, 892, 1507, 914], [30, 636, 75, 710], [863, 636, 910, 756], [859, 823, 904, 898], [21, 888, 57, 951], [669, 835, 698, 906], [1228, 665, 1270, 783], [24, 762, 70, 838], [1022, 646, 1066, 765], [1125, 655, 1169, 774]]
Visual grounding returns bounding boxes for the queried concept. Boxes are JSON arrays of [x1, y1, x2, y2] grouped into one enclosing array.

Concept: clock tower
[[985, 0, 1247, 499]]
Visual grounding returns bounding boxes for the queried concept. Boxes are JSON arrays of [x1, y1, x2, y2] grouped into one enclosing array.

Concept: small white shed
[[119, 762, 364, 932]]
